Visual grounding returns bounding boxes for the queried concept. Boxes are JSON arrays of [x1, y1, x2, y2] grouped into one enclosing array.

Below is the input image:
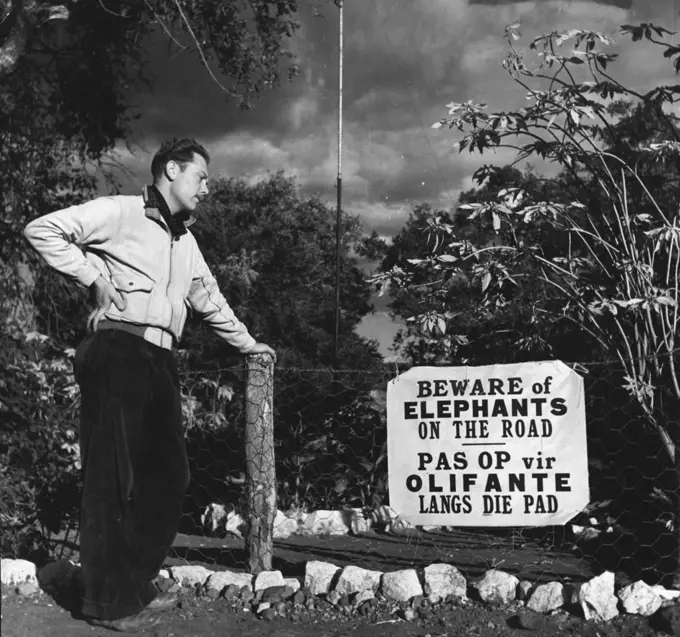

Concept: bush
[[0, 329, 82, 563]]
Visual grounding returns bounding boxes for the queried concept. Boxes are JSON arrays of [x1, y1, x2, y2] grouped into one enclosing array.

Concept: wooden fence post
[[244, 352, 276, 573]]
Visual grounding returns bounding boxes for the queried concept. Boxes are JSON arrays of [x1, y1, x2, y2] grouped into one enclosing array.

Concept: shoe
[[146, 591, 178, 612], [86, 608, 162, 632]]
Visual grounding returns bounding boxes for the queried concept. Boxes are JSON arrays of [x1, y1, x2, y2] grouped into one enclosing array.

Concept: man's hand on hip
[[87, 275, 127, 332], [246, 342, 277, 363]]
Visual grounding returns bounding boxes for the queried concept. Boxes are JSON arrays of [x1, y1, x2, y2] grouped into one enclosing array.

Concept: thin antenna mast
[[333, 0, 344, 368]]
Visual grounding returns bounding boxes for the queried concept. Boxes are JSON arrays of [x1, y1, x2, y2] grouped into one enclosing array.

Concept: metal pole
[[334, 0, 344, 369]]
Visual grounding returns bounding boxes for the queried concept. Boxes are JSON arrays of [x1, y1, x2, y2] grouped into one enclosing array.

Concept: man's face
[[168, 153, 209, 213]]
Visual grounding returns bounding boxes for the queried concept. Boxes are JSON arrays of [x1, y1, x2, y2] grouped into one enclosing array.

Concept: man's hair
[[151, 138, 210, 181]]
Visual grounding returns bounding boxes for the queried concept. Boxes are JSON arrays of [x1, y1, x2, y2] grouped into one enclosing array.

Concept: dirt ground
[[1, 584, 666, 637], [0, 527, 673, 636]]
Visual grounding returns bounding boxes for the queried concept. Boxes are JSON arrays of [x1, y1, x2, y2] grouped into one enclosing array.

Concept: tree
[[370, 165, 582, 365], [373, 21, 680, 582], [0, 1, 326, 100], [181, 170, 381, 369]]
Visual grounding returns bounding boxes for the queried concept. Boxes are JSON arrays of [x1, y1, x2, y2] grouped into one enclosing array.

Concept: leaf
[[655, 296, 676, 307], [651, 24, 676, 37], [612, 299, 643, 308], [663, 46, 680, 59], [556, 30, 580, 47], [481, 272, 492, 293], [46, 6, 70, 21], [492, 211, 501, 232]]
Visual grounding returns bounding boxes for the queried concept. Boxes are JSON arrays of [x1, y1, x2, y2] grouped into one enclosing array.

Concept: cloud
[[349, 199, 414, 237], [355, 311, 404, 362]]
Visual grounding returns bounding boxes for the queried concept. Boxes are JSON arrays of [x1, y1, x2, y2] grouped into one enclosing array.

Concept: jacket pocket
[[111, 273, 154, 293], [109, 273, 154, 323]]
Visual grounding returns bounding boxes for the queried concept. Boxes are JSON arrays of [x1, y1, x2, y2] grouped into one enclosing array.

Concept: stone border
[[3, 555, 680, 627]]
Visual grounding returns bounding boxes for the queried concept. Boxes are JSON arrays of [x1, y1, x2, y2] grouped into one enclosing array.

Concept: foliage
[[181, 171, 382, 370], [372, 20, 680, 577], [0, 330, 81, 563], [369, 185, 574, 366], [272, 369, 389, 513], [376, 21, 680, 445], [0, 0, 332, 105]]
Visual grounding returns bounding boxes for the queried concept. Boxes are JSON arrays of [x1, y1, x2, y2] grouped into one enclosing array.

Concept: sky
[[114, 0, 680, 361]]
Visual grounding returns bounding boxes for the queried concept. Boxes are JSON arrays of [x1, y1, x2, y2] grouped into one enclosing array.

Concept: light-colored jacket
[[23, 191, 257, 352]]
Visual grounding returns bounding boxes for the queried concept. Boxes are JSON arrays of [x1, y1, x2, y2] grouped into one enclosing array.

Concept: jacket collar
[[142, 185, 196, 237]]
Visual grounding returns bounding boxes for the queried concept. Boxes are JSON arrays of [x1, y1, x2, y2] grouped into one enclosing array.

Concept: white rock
[[650, 584, 680, 602], [578, 571, 618, 622], [201, 503, 228, 536], [346, 508, 373, 535], [301, 511, 350, 536], [353, 590, 375, 607], [169, 565, 212, 588], [381, 569, 423, 602], [225, 512, 246, 538], [158, 569, 171, 580], [284, 506, 308, 526], [1, 559, 38, 586], [256, 602, 271, 614], [372, 506, 413, 533], [283, 577, 301, 593], [16, 581, 40, 596], [304, 561, 341, 596], [334, 566, 382, 596], [254, 570, 285, 592], [571, 524, 601, 542], [473, 570, 519, 604], [205, 570, 253, 593], [201, 503, 246, 538], [527, 582, 566, 613], [618, 581, 662, 616], [327, 590, 343, 605], [273, 510, 299, 539], [423, 563, 467, 602]]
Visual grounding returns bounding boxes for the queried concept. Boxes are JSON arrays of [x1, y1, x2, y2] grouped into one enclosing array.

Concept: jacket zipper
[[166, 232, 175, 329]]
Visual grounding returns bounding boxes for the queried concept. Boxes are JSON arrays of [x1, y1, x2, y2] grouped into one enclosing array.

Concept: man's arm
[[187, 252, 275, 360], [23, 197, 121, 288]]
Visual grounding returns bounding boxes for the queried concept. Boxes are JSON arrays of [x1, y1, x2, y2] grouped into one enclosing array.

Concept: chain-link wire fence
[[169, 356, 680, 587], [2, 345, 678, 587]]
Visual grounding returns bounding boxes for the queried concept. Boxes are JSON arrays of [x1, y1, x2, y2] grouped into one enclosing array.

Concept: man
[[24, 138, 276, 632]]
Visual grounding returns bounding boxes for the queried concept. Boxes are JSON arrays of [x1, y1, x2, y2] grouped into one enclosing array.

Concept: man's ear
[[165, 160, 179, 181]]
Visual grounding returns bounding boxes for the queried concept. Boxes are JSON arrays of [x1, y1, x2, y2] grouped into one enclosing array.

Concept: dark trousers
[[74, 330, 190, 621]]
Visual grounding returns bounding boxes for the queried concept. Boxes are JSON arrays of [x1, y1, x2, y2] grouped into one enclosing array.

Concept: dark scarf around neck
[[144, 184, 191, 240]]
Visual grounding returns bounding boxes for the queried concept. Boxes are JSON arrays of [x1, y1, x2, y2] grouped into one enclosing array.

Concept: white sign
[[386, 361, 589, 526]]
